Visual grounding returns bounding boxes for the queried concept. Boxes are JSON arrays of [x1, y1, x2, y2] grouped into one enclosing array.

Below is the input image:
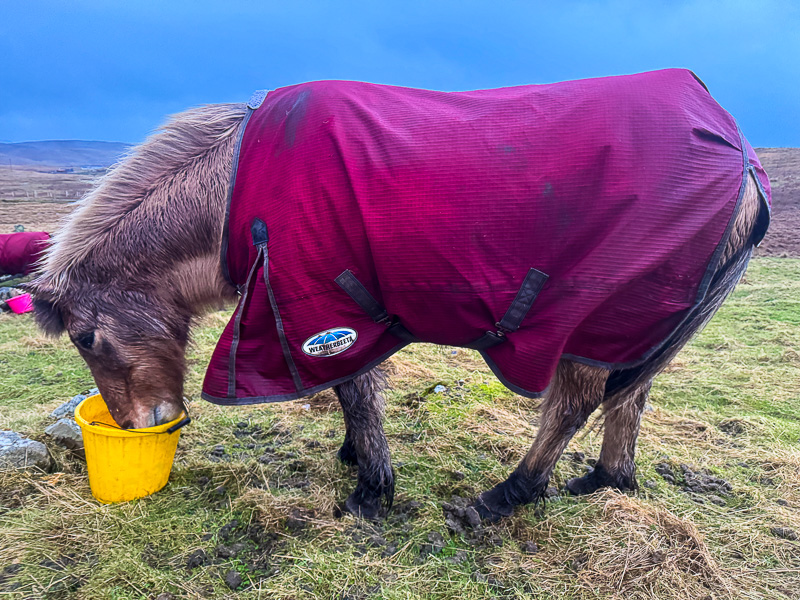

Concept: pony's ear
[[19, 279, 66, 336]]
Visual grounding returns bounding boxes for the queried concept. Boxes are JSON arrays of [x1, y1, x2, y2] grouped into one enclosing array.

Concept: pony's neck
[[170, 250, 237, 313], [46, 104, 247, 315]]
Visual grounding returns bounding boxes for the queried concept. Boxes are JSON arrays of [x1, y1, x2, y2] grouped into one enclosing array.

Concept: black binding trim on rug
[[220, 94, 263, 289]]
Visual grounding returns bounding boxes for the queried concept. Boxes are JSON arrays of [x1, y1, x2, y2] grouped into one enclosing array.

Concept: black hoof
[[343, 465, 395, 520], [337, 439, 359, 466], [566, 463, 635, 496], [472, 491, 515, 523], [344, 491, 383, 520], [472, 470, 543, 522]]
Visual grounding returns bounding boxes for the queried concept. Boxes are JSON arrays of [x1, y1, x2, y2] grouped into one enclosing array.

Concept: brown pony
[[26, 102, 767, 521]]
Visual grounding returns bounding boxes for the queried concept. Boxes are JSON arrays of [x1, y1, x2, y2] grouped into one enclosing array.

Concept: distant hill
[[0, 140, 131, 168]]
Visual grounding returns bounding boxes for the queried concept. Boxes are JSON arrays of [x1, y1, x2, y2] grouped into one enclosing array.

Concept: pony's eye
[[75, 332, 95, 350]]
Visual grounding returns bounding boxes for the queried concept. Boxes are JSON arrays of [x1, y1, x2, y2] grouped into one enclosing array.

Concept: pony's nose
[[152, 402, 182, 426]]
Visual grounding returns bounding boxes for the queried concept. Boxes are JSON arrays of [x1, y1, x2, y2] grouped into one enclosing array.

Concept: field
[[0, 153, 799, 599]]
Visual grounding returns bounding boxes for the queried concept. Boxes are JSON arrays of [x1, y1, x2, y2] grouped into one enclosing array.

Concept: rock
[[770, 527, 799, 541], [155, 594, 174, 600], [433, 385, 447, 394], [0, 431, 52, 471], [50, 395, 87, 420], [44, 419, 84, 452], [644, 479, 657, 489], [224, 569, 243, 590]]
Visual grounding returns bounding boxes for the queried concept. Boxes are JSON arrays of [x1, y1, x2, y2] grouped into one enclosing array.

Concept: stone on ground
[[50, 394, 87, 420], [0, 431, 52, 471], [44, 419, 84, 455]]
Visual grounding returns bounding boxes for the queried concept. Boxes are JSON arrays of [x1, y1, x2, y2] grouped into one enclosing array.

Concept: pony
[[26, 73, 769, 521]]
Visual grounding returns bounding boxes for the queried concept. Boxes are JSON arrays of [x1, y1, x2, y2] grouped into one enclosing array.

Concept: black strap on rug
[[336, 268, 548, 349], [465, 267, 549, 351], [335, 270, 418, 343]]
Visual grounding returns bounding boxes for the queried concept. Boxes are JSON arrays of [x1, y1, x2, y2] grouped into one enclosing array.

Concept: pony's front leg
[[334, 368, 394, 519]]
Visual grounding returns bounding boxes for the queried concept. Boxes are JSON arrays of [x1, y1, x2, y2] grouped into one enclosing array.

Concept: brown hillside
[[754, 148, 800, 257]]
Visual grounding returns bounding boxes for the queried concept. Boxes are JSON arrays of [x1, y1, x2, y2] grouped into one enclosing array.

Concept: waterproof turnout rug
[[202, 69, 771, 405]]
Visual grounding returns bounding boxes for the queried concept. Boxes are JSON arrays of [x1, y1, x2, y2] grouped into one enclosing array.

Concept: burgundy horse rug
[[202, 68, 771, 405], [0, 231, 50, 277]]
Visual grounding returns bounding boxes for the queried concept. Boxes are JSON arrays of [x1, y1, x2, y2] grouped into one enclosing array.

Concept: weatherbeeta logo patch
[[301, 327, 358, 357]]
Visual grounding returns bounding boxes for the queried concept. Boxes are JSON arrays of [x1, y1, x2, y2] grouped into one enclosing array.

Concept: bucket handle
[[88, 415, 191, 434]]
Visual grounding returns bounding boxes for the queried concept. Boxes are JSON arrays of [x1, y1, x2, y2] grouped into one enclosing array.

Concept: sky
[[1, 0, 798, 147]]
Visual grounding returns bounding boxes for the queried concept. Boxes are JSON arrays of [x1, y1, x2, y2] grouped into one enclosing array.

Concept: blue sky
[[1, 0, 798, 146]]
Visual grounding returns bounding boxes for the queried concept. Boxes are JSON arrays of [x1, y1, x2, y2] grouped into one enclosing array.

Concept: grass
[[1, 257, 799, 599]]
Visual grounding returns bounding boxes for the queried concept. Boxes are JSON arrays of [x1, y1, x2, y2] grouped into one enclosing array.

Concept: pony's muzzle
[[152, 402, 184, 427]]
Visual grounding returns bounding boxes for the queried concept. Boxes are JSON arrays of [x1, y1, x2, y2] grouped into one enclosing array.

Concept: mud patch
[[0, 481, 37, 511], [441, 496, 504, 549], [655, 462, 732, 505], [770, 526, 799, 541], [718, 418, 758, 437]]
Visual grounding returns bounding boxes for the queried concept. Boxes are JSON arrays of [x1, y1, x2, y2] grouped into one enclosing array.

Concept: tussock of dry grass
[[581, 491, 730, 597]]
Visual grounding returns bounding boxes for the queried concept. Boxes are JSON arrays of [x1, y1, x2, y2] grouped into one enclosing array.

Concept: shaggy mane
[[41, 103, 247, 292]]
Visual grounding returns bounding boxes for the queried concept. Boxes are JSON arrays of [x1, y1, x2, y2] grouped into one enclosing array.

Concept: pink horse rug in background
[[202, 69, 771, 405], [0, 232, 50, 276]]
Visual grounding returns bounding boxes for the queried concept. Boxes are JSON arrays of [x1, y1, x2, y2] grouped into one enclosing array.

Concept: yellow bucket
[[74, 394, 189, 504]]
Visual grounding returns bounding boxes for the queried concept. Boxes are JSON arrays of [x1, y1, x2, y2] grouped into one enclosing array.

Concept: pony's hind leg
[[473, 360, 609, 521], [334, 367, 394, 519], [567, 174, 764, 496], [566, 380, 651, 495]]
